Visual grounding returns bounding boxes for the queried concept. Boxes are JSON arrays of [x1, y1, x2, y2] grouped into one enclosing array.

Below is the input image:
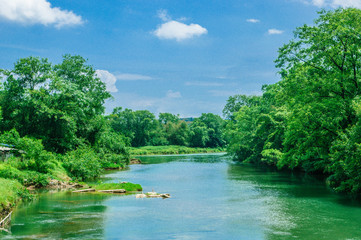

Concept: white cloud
[[116, 73, 153, 81], [301, 0, 361, 8], [185, 81, 223, 87], [0, 0, 83, 28], [157, 9, 171, 22], [311, 0, 326, 7], [153, 10, 207, 41], [96, 70, 118, 93], [268, 29, 284, 35], [246, 18, 260, 23], [96, 71, 155, 92], [154, 21, 207, 41], [331, 0, 361, 8], [166, 90, 182, 98]]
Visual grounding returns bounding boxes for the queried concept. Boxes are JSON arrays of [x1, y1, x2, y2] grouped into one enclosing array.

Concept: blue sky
[[0, 0, 359, 117]]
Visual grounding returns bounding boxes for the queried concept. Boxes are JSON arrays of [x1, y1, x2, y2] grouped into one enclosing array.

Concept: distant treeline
[[107, 108, 225, 148], [224, 8, 361, 195]]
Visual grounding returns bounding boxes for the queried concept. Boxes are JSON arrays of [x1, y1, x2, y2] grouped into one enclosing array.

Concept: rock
[[160, 194, 171, 198], [147, 194, 160, 198], [140, 192, 171, 198], [27, 185, 36, 191], [72, 183, 84, 188], [72, 189, 96, 193], [49, 179, 61, 186], [45, 179, 85, 190], [98, 189, 126, 193], [136, 193, 147, 198], [130, 158, 142, 164]]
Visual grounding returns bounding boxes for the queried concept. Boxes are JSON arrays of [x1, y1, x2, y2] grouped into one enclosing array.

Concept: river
[[1, 153, 361, 239]]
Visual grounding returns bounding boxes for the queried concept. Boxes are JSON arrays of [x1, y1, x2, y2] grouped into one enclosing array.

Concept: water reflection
[[1, 192, 110, 239], [138, 153, 229, 165], [227, 163, 361, 240], [2, 154, 361, 240]]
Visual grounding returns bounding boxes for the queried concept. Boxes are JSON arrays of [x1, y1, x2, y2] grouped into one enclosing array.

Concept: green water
[[1, 153, 361, 239]]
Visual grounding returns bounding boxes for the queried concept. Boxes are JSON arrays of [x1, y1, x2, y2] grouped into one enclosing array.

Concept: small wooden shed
[[0, 146, 16, 162]]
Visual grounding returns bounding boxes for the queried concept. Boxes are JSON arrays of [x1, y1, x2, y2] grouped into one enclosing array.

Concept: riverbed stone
[[72, 189, 96, 193], [98, 189, 126, 193], [136, 193, 147, 198]]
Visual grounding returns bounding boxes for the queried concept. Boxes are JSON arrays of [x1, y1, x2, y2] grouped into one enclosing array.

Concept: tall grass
[[129, 145, 225, 156], [0, 178, 29, 215]]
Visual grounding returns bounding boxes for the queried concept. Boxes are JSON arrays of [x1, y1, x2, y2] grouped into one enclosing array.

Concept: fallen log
[[98, 189, 126, 193], [72, 189, 96, 193]]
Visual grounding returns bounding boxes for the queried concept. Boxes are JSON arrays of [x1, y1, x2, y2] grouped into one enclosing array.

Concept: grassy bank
[[0, 178, 30, 217], [89, 182, 142, 192], [129, 145, 225, 156]]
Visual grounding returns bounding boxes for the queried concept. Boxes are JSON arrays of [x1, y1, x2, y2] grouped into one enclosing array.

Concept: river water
[[1, 153, 361, 239]]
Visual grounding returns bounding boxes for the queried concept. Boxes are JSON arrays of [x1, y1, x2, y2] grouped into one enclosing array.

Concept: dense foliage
[[129, 145, 224, 156], [107, 108, 226, 148], [0, 55, 129, 184], [225, 8, 361, 195], [0, 54, 224, 187]]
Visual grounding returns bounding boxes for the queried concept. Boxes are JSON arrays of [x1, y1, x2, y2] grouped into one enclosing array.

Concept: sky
[[0, 0, 360, 117]]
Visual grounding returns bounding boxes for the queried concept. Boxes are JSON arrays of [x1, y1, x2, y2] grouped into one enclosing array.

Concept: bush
[[0, 129, 57, 173], [0, 164, 50, 187], [62, 147, 102, 181], [98, 153, 128, 169]]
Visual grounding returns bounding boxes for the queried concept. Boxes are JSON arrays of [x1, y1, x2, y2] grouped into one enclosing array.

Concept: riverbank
[[129, 145, 225, 156], [0, 162, 141, 221], [0, 178, 30, 220]]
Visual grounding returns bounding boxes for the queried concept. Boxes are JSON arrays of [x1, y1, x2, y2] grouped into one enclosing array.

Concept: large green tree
[[0, 55, 111, 153], [225, 8, 361, 195], [108, 108, 163, 147], [275, 8, 361, 172]]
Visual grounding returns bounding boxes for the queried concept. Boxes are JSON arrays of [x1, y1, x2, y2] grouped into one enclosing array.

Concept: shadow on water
[[227, 162, 361, 240], [0, 191, 111, 240], [228, 162, 361, 205], [138, 152, 229, 165]]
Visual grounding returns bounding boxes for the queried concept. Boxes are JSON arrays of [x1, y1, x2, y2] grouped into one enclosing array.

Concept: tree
[[275, 8, 361, 172], [223, 95, 261, 120], [159, 113, 180, 124], [12, 57, 52, 90], [164, 121, 190, 146], [108, 108, 161, 147], [0, 55, 112, 152], [188, 113, 226, 148], [189, 124, 209, 148]]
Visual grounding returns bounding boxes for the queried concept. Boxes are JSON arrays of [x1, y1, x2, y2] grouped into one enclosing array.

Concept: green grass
[[0, 178, 29, 215], [0, 163, 50, 187], [129, 145, 225, 156], [90, 182, 142, 192]]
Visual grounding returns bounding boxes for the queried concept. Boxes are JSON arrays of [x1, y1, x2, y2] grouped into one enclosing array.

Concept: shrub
[[0, 164, 50, 187], [62, 147, 102, 181], [98, 153, 128, 169], [0, 129, 57, 173]]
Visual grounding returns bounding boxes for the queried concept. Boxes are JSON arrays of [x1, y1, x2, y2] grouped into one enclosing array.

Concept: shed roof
[[0, 147, 16, 152]]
